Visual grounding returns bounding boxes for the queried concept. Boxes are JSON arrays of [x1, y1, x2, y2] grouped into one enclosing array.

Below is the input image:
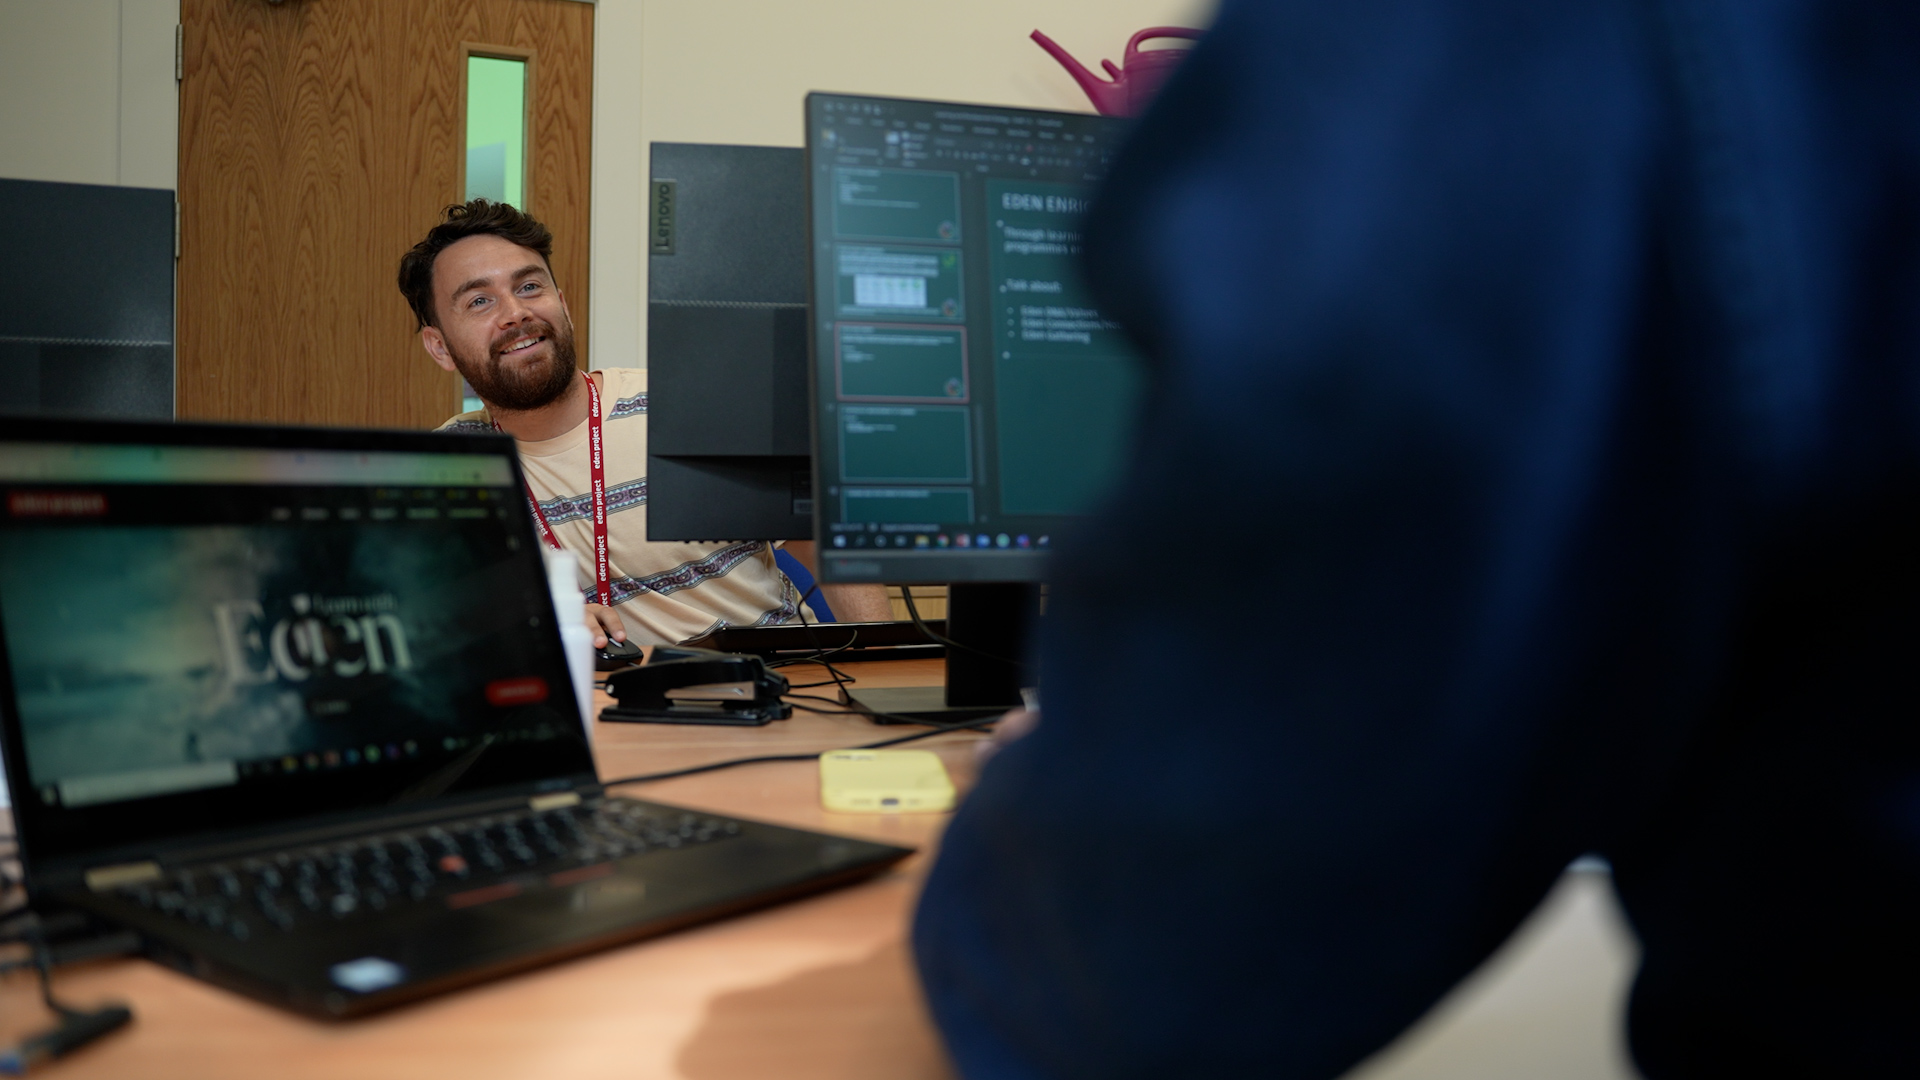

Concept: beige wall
[[587, 0, 1216, 370], [0, 0, 178, 190]]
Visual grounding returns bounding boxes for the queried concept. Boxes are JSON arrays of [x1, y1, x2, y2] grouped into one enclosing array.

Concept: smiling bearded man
[[397, 200, 890, 647], [448, 292, 577, 412]]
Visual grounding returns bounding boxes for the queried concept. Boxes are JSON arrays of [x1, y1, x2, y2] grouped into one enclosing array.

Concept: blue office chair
[[773, 547, 837, 622]]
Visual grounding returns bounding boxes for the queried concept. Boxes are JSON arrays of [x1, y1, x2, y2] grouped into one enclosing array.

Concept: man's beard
[[448, 317, 579, 412]]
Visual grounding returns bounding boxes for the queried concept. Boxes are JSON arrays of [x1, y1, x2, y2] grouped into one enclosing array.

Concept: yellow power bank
[[819, 749, 955, 813]]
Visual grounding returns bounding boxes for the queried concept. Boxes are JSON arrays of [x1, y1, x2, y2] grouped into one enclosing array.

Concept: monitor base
[[840, 583, 1038, 724], [845, 686, 1010, 725]]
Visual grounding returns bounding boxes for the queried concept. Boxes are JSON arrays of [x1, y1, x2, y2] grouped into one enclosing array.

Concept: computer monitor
[[804, 93, 1142, 586], [803, 93, 1142, 717], [1, 178, 174, 422], [646, 143, 814, 541]]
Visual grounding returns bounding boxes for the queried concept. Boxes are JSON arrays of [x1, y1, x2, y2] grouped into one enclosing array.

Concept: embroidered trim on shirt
[[750, 591, 799, 626], [440, 419, 493, 434], [608, 392, 648, 420], [537, 477, 647, 525], [673, 593, 797, 639], [597, 541, 765, 605]]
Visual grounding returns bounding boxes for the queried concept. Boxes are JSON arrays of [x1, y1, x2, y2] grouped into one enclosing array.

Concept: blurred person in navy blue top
[[913, 2, 1920, 1077]]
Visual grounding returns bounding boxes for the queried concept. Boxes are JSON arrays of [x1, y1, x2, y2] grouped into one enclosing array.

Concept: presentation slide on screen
[[986, 180, 1141, 517]]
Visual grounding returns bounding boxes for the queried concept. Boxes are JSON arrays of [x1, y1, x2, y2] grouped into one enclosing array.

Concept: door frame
[[456, 41, 538, 213]]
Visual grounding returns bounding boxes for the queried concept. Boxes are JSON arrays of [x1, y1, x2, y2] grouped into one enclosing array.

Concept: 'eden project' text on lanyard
[[495, 371, 610, 607]]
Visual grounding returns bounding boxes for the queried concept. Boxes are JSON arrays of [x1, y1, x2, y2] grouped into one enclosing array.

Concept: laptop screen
[[0, 422, 597, 870]]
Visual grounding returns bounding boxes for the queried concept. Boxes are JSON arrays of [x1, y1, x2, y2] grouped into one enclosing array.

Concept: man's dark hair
[[397, 199, 555, 330]]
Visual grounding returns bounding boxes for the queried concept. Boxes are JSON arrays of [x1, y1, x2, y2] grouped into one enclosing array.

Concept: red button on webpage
[[8, 491, 107, 517], [485, 676, 549, 706]]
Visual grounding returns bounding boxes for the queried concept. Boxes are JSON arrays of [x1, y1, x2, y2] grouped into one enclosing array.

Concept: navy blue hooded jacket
[[914, 2, 1920, 1076]]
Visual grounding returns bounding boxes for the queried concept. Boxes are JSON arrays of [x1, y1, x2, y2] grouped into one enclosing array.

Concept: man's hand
[[976, 707, 1039, 767], [584, 603, 625, 649]]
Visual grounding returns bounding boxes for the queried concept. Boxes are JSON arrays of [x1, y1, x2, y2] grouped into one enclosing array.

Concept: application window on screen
[[808, 94, 1144, 581]]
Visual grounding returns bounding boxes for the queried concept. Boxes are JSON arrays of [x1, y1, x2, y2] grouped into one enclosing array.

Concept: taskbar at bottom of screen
[[821, 548, 1049, 585]]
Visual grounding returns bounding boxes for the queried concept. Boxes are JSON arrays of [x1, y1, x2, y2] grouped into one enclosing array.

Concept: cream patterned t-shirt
[[439, 368, 796, 644]]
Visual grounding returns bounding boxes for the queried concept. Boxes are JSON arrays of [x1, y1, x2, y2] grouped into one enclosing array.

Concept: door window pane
[[461, 55, 527, 413], [466, 56, 526, 208]]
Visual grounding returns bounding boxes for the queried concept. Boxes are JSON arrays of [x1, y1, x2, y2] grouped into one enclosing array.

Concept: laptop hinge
[[528, 792, 581, 812], [84, 861, 163, 892]]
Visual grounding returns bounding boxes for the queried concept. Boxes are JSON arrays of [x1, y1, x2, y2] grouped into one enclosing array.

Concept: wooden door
[[177, 0, 593, 428]]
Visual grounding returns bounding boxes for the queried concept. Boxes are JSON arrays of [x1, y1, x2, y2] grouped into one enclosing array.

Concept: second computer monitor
[[647, 142, 814, 542], [806, 93, 1142, 584]]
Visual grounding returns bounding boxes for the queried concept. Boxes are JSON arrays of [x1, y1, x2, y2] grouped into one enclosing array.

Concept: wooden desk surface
[[0, 658, 975, 1080]]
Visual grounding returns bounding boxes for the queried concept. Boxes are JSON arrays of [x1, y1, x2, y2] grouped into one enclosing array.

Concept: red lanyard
[[498, 372, 611, 608]]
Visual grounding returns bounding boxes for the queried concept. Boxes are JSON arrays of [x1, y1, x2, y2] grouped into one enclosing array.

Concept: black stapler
[[601, 646, 793, 726]]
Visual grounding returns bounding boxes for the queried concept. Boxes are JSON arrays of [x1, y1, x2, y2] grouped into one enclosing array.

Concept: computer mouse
[[595, 637, 644, 671]]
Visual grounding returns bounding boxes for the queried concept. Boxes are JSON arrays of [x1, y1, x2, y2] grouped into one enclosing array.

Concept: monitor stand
[[845, 582, 1037, 723]]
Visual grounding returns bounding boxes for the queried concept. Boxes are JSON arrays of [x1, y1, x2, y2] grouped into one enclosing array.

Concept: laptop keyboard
[[112, 799, 742, 942]]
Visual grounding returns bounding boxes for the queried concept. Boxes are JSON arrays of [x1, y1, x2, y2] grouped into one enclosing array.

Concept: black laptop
[[0, 418, 911, 1017]]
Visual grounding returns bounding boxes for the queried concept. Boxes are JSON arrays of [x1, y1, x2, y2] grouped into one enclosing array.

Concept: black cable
[[788, 706, 994, 739], [783, 691, 857, 707], [598, 751, 823, 786], [900, 585, 1020, 667], [762, 624, 862, 674], [595, 712, 999, 789], [788, 581, 863, 699], [32, 930, 80, 1017], [0, 921, 133, 1073]]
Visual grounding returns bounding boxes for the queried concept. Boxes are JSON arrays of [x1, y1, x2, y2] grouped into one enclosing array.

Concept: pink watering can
[[1031, 26, 1204, 117]]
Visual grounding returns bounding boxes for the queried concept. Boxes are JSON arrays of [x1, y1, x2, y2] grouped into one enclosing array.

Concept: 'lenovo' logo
[[650, 180, 676, 255]]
